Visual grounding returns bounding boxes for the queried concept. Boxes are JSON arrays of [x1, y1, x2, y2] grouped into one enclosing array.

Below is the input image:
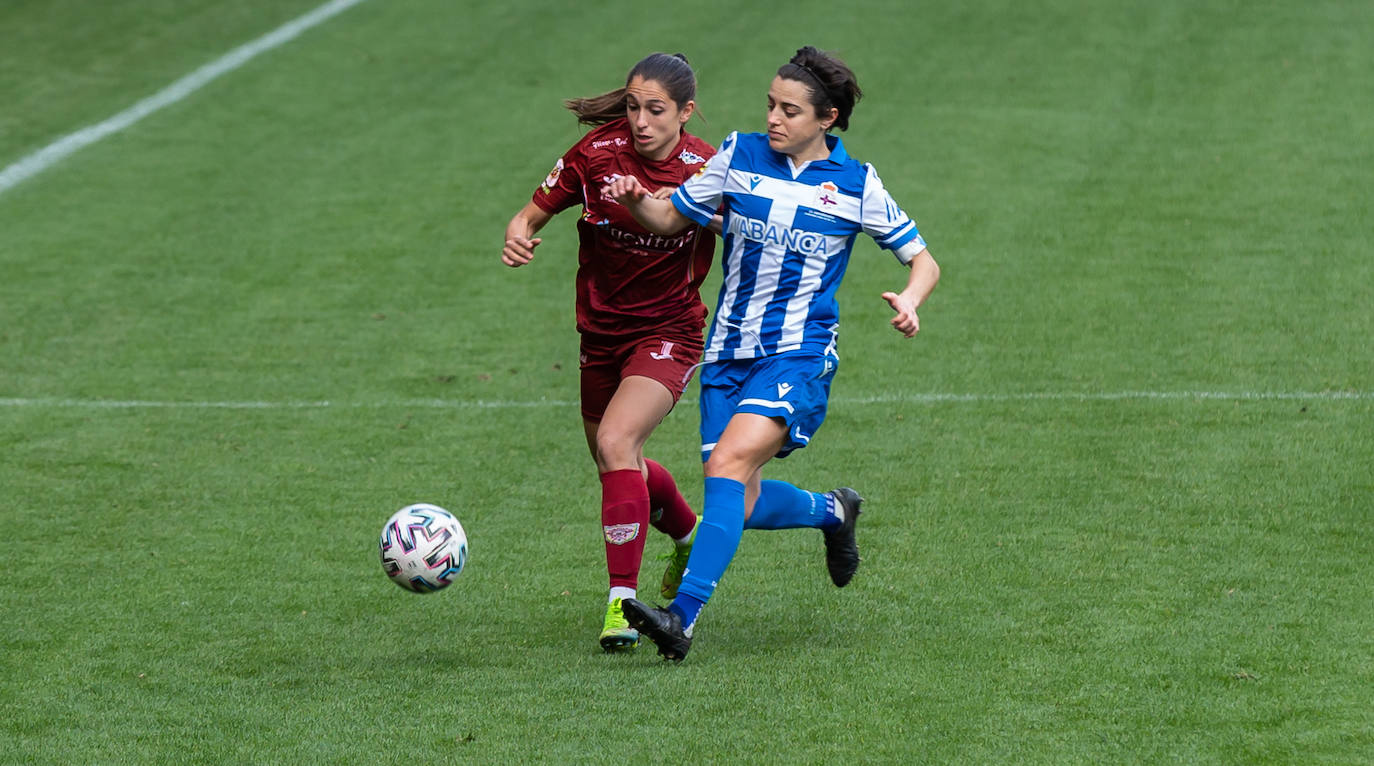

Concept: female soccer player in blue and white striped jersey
[[606, 45, 940, 661]]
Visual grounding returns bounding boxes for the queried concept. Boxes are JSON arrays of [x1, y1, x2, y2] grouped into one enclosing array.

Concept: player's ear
[[819, 106, 838, 131], [679, 100, 695, 125]]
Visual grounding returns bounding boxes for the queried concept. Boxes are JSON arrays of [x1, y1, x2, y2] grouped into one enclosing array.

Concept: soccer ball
[[379, 503, 468, 593]]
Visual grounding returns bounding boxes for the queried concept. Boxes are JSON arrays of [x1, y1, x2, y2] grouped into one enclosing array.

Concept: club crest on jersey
[[679, 150, 706, 165], [540, 158, 564, 193], [604, 523, 641, 545], [815, 180, 839, 208]]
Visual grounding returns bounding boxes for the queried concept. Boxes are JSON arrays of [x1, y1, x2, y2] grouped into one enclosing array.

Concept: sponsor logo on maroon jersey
[[603, 225, 695, 252]]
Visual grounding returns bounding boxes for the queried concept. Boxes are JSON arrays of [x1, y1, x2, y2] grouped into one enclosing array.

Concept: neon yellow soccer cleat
[[599, 597, 640, 653], [659, 516, 700, 600]]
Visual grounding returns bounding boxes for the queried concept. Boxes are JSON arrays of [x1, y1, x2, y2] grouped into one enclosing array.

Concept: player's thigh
[[705, 412, 789, 481], [597, 375, 677, 452]]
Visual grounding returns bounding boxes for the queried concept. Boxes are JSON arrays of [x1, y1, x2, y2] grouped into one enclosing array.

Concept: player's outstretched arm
[[503, 201, 554, 267], [882, 247, 940, 338], [652, 186, 722, 236], [605, 175, 692, 235]]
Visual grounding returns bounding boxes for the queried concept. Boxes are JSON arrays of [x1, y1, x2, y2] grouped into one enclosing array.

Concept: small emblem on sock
[[604, 523, 641, 545]]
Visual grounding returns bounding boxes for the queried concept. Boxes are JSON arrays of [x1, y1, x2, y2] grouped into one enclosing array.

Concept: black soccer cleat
[[620, 598, 692, 662], [822, 488, 864, 587]]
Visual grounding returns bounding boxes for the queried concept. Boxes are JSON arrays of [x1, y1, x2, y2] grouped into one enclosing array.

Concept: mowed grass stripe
[[0, 0, 370, 195]]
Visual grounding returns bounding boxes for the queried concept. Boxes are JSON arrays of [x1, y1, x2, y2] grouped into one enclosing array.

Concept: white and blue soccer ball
[[379, 503, 468, 593]]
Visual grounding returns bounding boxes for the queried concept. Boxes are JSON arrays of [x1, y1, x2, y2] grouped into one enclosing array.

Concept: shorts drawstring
[[683, 318, 767, 387]]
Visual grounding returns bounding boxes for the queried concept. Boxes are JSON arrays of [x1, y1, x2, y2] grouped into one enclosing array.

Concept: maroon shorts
[[579, 329, 704, 422]]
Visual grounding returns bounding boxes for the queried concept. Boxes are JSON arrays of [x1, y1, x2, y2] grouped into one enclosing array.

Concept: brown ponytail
[[564, 88, 630, 126]]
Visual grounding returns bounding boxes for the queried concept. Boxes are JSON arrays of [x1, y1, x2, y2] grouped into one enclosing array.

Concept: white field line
[[0, 0, 370, 196], [0, 391, 1369, 411]]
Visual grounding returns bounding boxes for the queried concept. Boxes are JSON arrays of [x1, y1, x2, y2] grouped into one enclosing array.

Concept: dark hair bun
[[780, 46, 862, 131]]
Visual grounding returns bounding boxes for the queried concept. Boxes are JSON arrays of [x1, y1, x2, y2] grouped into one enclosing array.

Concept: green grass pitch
[[2, 0, 1371, 763]]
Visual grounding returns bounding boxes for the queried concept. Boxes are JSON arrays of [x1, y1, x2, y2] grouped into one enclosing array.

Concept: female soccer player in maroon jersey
[[501, 53, 717, 652]]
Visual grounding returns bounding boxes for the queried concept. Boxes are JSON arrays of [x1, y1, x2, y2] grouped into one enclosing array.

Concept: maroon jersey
[[531, 119, 716, 338]]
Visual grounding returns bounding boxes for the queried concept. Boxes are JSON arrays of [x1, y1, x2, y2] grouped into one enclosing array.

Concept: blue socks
[[744, 480, 841, 531], [669, 478, 842, 633], [671, 477, 746, 631]]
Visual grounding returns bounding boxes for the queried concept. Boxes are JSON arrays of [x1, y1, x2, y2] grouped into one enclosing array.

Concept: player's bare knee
[[703, 449, 754, 482], [594, 428, 643, 470]]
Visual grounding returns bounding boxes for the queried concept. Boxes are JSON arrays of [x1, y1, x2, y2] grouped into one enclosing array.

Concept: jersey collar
[[820, 134, 849, 165]]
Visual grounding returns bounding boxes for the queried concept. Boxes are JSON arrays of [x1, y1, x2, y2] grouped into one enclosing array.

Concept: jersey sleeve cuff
[[530, 192, 561, 214], [890, 232, 928, 264], [671, 188, 714, 227]]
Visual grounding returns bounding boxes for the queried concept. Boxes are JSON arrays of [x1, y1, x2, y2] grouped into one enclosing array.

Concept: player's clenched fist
[[604, 174, 648, 206], [502, 234, 541, 267]]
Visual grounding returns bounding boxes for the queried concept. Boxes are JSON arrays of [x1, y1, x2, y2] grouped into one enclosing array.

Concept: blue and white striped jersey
[[672, 131, 926, 362]]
